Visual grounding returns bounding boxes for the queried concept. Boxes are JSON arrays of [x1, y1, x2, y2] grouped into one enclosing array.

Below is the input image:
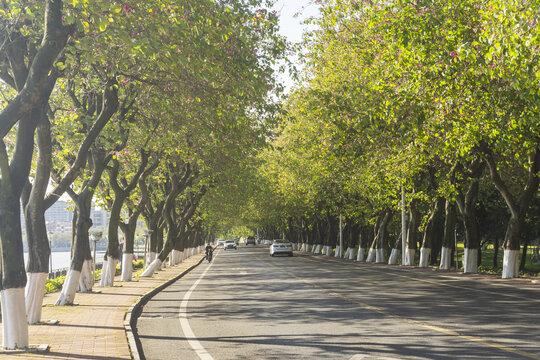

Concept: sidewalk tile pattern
[[0, 254, 204, 359]]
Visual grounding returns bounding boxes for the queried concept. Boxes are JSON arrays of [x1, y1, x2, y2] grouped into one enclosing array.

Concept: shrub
[[45, 276, 65, 293]]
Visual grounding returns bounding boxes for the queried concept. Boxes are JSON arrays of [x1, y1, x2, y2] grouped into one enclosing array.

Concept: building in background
[[22, 201, 109, 235]]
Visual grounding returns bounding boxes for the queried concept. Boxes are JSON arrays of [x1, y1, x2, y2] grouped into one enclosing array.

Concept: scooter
[[206, 250, 213, 262]]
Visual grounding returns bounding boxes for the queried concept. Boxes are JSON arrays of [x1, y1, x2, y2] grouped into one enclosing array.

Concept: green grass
[[456, 244, 540, 276]]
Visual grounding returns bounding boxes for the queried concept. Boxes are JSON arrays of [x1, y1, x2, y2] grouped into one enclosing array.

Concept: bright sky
[[270, 0, 321, 92], [272, 0, 320, 43]]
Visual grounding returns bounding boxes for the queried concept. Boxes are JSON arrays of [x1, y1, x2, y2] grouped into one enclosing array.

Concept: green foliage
[[45, 276, 65, 294], [133, 259, 144, 270]]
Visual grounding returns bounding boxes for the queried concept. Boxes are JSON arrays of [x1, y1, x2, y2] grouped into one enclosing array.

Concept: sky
[[272, 0, 320, 43], [270, 0, 321, 92]]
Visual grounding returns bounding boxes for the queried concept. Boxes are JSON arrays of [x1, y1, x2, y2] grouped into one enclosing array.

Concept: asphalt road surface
[[136, 246, 540, 360]]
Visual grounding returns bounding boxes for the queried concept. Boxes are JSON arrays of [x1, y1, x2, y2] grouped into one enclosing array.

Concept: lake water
[[24, 251, 106, 272], [24, 249, 145, 272]]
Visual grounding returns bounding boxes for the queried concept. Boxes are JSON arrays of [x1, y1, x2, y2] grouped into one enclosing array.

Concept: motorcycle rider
[[205, 244, 213, 262]]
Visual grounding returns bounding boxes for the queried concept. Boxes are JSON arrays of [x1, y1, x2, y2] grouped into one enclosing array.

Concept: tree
[[0, 0, 73, 348]]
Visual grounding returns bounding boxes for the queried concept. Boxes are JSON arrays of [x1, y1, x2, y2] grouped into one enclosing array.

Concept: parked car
[[224, 240, 237, 250], [246, 236, 256, 245], [269, 239, 293, 257]]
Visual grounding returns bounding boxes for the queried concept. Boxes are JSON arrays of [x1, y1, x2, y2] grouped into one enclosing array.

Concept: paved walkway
[[0, 253, 205, 359]]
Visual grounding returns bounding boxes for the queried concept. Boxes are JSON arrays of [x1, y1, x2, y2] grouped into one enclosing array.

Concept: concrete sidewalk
[[0, 253, 205, 359]]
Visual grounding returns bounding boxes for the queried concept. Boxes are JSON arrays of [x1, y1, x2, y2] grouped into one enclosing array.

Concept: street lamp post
[[91, 232, 102, 287]]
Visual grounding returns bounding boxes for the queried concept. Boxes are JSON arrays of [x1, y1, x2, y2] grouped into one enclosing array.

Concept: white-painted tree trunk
[[439, 247, 452, 270], [102, 257, 118, 286], [177, 251, 183, 264], [357, 248, 366, 262], [148, 251, 157, 265], [121, 253, 133, 281], [366, 248, 376, 263], [463, 248, 478, 273], [55, 269, 81, 305], [344, 247, 350, 259], [78, 259, 93, 292], [388, 249, 400, 265], [140, 258, 162, 277], [502, 249, 519, 279], [375, 248, 385, 263], [169, 250, 176, 266], [25, 273, 48, 324], [1, 288, 29, 349], [100, 259, 108, 287], [326, 246, 332, 256], [348, 247, 356, 260], [404, 248, 416, 266], [419, 248, 431, 268], [334, 246, 341, 258]]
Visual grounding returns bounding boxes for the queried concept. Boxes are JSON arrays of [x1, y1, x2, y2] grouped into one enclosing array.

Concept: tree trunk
[[57, 150, 110, 304], [456, 171, 482, 273], [440, 200, 457, 270], [520, 237, 529, 272], [404, 199, 419, 265], [388, 232, 402, 265], [375, 210, 393, 263], [420, 198, 444, 268], [493, 237, 499, 268], [22, 111, 52, 324], [55, 192, 93, 306], [120, 211, 140, 281], [480, 144, 540, 278], [103, 193, 124, 286]]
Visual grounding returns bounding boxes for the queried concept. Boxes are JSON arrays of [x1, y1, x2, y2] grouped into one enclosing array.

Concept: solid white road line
[[179, 253, 216, 360]]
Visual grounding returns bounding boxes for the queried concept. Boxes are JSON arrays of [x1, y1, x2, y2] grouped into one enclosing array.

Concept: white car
[[217, 239, 226, 247], [269, 240, 293, 257], [224, 240, 237, 250]]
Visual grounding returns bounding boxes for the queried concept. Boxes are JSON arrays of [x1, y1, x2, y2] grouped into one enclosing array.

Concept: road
[[136, 246, 540, 360]]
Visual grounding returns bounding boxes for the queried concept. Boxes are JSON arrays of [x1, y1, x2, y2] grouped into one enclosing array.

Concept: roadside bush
[[46, 276, 65, 293]]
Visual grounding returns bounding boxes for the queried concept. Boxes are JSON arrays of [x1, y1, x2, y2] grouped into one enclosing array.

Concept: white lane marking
[[179, 254, 216, 360]]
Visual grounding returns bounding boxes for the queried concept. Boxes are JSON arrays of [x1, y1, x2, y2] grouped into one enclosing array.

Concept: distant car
[[269, 240, 293, 257], [224, 240, 237, 250], [217, 239, 226, 247], [246, 236, 256, 245]]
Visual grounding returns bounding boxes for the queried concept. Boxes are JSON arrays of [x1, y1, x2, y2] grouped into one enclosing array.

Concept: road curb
[[124, 255, 206, 360]]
